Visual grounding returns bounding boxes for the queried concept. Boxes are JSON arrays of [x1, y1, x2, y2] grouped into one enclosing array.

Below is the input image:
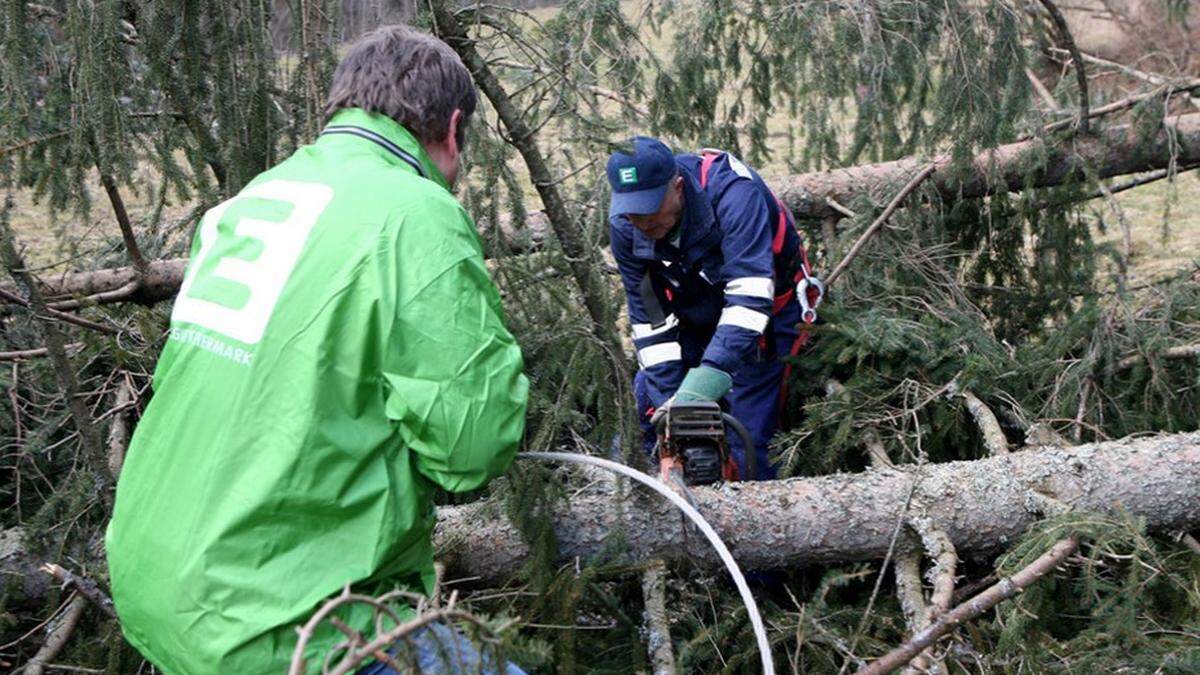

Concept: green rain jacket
[[105, 109, 528, 674]]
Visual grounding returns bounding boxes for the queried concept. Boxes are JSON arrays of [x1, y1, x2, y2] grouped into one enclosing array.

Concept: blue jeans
[[355, 623, 526, 674]]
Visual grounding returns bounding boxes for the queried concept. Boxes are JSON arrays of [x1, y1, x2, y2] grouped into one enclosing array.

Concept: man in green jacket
[[105, 26, 528, 674]]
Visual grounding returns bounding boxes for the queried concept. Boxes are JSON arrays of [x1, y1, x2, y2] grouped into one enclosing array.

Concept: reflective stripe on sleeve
[[719, 306, 770, 334], [631, 314, 679, 340], [725, 277, 774, 300], [637, 342, 682, 368]]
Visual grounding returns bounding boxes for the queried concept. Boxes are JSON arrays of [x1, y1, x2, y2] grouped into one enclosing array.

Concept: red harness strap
[[698, 151, 813, 314], [699, 150, 819, 411]]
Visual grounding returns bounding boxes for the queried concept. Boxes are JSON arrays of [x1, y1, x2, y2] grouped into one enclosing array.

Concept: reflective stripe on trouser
[[634, 297, 801, 481]]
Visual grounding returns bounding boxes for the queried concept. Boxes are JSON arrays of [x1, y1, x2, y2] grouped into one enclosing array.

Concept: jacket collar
[[320, 109, 450, 191], [630, 163, 718, 264]]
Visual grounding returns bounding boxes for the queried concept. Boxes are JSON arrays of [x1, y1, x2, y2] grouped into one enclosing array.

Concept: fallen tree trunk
[[10, 114, 1200, 305], [5, 432, 1198, 603], [775, 112, 1200, 220], [434, 432, 1200, 585]]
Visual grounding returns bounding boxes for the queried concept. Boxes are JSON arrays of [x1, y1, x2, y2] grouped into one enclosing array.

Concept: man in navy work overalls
[[607, 137, 819, 480]]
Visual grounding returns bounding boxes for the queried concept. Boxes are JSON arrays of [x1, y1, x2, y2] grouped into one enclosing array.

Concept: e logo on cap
[[618, 167, 638, 185]]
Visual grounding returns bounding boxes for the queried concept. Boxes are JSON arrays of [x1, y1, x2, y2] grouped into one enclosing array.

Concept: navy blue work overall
[[610, 150, 815, 480]]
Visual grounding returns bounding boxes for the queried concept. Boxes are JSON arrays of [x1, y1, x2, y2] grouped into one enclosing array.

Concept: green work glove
[[675, 366, 733, 403]]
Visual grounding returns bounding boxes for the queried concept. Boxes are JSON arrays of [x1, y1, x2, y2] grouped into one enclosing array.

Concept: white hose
[[520, 451, 775, 675]]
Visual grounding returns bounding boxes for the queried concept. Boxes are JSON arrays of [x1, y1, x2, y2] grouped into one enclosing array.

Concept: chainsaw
[[652, 401, 758, 486]]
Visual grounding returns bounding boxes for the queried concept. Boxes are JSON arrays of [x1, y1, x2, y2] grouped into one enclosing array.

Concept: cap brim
[[610, 183, 670, 217]]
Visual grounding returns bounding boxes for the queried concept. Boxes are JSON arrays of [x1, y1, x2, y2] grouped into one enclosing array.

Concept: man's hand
[[648, 366, 731, 428], [674, 366, 733, 403]]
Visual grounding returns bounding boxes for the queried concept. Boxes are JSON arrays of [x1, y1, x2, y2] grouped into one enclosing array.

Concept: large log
[[433, 432, 1200, 585], [10, 114, 1200, 306], [775, 112, 1200, 220], [5, 432, 1198, 603]]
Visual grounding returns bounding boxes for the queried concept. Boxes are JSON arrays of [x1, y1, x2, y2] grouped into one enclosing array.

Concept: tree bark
[[6, 432, 1200, 605], [434, 432, 1200, 585], [774, 113, 1200, 221]]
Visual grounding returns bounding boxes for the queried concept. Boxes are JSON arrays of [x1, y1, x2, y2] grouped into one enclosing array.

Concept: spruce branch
[[1036, 0, 1089, 134], [891, 553, 940, 675], [106, 376, 135, 478], [1180, 533, 1200, 556], [945, 380, 1009, 456], [825, 164, 937, 288], [1038, 80, 1200, 136], [429, 0, 629, 376], [88, 132, 149, 278], [0, 130, 71, 157], [857, 536, 1079, 675], [0, 196, 112, 507], [1066, 48, 1200, 112], [7, 115, 1200, 314]]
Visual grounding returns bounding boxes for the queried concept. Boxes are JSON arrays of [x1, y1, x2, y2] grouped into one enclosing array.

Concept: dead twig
[[0, 343, 84, 362], [641, 558, 676, 675], [0, 196, 112, 504], [1026, 67, 1062, 113], [1115, 342, 1200, 371], [21, 593, 88, 675], [825, 164, 937, 288], [289, 585, 508, 675], [0, 288, 116, 334], [856, 536, 1079, 675]]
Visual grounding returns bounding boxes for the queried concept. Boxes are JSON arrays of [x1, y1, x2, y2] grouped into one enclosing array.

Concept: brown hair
[[324, 25, 476, 147]]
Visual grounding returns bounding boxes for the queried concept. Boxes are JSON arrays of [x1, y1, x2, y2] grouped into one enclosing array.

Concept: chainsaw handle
[[721, 412, 758, 481]]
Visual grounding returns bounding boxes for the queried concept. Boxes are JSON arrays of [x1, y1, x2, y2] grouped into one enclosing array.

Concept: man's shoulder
[[387, 178, 467, 223], [255, 147, 463, 219]]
